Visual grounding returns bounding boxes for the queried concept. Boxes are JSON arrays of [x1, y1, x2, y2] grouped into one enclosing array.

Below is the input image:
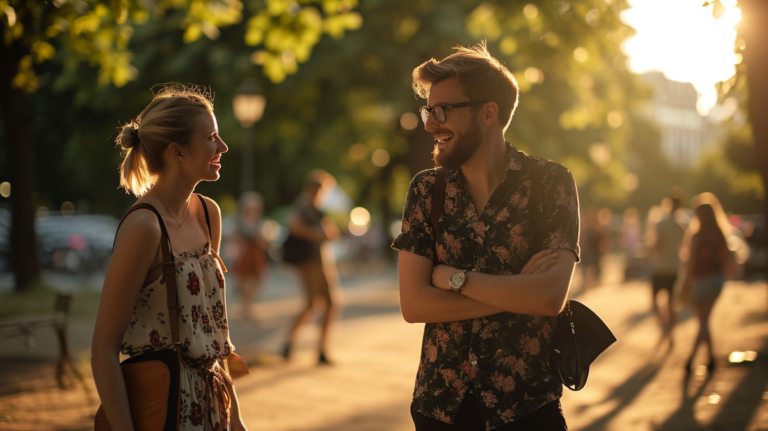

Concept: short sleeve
[[541, 164, 580, 261], [391, 170, 436, 260]]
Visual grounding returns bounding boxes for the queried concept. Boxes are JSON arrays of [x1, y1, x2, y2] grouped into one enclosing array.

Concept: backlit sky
[[622, 0, 741, 115]]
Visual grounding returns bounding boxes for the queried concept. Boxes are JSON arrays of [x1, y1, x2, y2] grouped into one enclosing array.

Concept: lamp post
[[232, 79, 266, 194]]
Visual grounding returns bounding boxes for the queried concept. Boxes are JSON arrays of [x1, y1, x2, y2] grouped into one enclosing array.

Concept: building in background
[[640, 71, 724, 167]]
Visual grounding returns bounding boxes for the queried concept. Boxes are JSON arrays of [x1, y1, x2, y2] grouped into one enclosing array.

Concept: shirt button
[[471, 360, 478, 366]]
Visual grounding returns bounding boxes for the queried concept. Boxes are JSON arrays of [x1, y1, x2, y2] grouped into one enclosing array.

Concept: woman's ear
[[482, 102, 499, 126], [167, 142, 185, 162]]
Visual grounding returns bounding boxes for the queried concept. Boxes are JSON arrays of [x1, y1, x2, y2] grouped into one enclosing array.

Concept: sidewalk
[[2, 269, 768, 430]]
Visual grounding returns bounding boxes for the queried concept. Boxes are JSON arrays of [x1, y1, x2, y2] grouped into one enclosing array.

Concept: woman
[[232, 191, 269, 322], [681, 193, 737, 376], [281, 169, 342, 365], [91, 85, 247, 430]]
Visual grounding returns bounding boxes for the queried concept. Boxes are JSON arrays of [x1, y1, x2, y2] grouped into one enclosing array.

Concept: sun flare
[[622, 0, 741, 114]]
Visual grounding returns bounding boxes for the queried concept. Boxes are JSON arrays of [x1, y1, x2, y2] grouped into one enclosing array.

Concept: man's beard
[[432, 120, 483, 170]]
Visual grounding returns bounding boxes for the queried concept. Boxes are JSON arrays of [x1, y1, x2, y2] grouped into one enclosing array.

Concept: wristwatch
[[449, 270, 468, 293]]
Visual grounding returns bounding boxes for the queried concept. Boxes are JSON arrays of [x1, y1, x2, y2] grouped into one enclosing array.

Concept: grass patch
[[0, 285, 101, 319]]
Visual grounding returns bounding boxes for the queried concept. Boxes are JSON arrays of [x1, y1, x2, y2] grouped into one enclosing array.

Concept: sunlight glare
[[622, 0, 741, 114]]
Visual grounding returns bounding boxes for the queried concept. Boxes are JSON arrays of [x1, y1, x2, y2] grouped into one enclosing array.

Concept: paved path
[[2, 266, 768, 430]]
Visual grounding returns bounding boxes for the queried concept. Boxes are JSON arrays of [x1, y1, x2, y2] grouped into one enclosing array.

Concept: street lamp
[[233, 79, 266, 194]]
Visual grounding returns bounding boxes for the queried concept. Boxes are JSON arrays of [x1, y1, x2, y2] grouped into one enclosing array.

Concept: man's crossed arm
[[398, 249, 576, 323]]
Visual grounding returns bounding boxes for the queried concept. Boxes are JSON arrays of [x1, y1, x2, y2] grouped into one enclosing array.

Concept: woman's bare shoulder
[[115, 207, 163, 246]]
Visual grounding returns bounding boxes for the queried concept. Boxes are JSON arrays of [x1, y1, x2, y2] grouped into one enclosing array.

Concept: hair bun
[[120, 123, 140, 150]]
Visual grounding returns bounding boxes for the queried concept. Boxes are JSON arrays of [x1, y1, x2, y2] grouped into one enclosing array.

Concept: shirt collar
[[444, 142, 524, 183]]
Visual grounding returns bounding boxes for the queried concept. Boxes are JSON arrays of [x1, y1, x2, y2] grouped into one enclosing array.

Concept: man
[[392, 43, 580, 430], [648, 194, 686, 336]]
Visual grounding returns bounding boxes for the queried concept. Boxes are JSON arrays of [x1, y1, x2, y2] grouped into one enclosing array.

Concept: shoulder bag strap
[[114, 203, 182, 428], [114, 204, 180, 345], [430, 168, 447, 263], [527, 157, 571, 312]]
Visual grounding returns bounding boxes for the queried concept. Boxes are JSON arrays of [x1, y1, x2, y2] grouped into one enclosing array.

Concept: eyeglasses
[[419, 101, 488, 124]]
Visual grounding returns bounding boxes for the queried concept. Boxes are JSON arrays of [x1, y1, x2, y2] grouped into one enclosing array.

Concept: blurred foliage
[[0, 0, 360, 90], [4, 0, 740, 230]]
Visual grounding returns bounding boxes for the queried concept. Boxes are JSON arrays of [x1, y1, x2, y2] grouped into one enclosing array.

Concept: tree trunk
[[0, 40, 41, 292], [739, 0, 768, 277]]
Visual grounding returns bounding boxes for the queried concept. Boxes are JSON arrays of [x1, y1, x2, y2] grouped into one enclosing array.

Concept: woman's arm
[[203, 197, 248, 430], [225, 376, 248, 430], [91, 210, 162, 431]]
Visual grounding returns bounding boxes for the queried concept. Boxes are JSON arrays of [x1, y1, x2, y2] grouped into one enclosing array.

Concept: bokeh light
[[372, 149, 390, 167], [524, 67, 544, 84], [350, 207, 370, 226], [589, 143, 612, 166], [573, 47, 588, 62], [523, 4, 538, 19], [0, 182, 10, 198], [261, 220, 282, 242], [400, 112, 419, 130]]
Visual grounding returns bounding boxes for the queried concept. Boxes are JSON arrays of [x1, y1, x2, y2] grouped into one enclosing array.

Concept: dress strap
[[197, 193, 212, 241]]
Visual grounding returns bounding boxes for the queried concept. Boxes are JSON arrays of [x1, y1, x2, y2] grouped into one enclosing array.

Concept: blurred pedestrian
[[621, 207, 644, 280], [91, 85, 248, 430], [232, 191, 269, 322], [281, 169, 342, 365], [394, 43, 577, 431], [681, 193, 737, 376], [579, 206, 604, 290], [647, 196, 685, 337]]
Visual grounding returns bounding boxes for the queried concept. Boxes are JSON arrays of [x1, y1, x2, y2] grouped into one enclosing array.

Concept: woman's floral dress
[[122, 244, 233, 430]]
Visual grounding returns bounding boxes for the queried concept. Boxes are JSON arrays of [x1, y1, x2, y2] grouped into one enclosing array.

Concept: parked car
[[36, 213, 120, 274]]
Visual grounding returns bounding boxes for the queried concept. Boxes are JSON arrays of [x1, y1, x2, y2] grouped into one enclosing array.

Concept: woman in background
[[281, 169, 342, 365], [681, 193, 737, 376], [233, 191, 269, 322]]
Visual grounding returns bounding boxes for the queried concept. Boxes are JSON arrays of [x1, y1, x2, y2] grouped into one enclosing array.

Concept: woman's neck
[[147, 175, 197, 216]]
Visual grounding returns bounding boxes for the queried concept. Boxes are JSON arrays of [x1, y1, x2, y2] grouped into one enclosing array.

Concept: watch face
[[450, 271, 466, 288]]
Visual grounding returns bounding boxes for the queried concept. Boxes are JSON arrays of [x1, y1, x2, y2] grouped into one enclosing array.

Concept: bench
[[0, 292, 84, 389]]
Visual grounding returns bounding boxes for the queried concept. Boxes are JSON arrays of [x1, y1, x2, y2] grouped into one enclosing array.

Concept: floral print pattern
[[121, 244, 232, 430], [392, 144, 580, 430]]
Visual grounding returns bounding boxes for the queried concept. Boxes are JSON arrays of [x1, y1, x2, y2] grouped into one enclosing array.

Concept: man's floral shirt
[[392, 144, 580, 430]]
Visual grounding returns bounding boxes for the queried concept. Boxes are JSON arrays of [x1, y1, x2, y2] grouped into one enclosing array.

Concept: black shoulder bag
[[527, 158, 616, 391]]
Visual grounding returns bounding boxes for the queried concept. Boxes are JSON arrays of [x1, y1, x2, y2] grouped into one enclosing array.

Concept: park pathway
[[1, 265, 768, 430]]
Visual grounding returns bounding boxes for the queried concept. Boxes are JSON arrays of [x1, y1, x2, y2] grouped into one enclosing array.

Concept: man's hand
[[431, 250, 559, 291], [431, 264, 458, 291], [520, 249, 559, 274]]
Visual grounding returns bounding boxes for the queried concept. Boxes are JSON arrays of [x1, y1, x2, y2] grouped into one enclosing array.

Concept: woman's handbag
[[526, 159, 616, 391], [94, 204, 182, 430]]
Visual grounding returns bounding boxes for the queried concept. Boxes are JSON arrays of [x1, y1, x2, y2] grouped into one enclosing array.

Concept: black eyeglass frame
[[419, 101, 489, 124]]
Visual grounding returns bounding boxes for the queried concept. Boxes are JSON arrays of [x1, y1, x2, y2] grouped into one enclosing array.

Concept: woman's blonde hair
[[117, 84, 214, 196]]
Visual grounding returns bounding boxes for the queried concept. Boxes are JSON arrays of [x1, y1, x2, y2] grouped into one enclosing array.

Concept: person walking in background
[[647, 195, 685, 338], [681, 192, 737, 376], [232, 191, 269, 322], [281, 169, 342, 365], [91, 85, 248, 430], [393, 43, 578, 431]]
